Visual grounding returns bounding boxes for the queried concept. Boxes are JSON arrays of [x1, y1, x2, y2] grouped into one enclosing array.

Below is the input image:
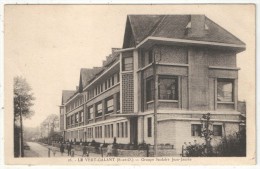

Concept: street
[[24, 142, 101, 158]]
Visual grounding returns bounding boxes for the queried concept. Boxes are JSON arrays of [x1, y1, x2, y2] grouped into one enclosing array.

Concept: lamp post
[[153, 48, 160, 157]]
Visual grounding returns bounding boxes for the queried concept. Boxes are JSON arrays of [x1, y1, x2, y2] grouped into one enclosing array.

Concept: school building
[[59, 15, 246, 154]]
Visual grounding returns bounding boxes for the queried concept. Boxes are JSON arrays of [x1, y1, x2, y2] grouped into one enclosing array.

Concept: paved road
[[25, 142, 101, 157], [26, 142, 51, 157]]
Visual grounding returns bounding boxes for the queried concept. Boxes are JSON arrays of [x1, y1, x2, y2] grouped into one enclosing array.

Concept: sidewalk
[[41, 143, 102, 157]]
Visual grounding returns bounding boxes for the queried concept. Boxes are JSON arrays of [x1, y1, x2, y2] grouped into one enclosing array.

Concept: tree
[[13, 76, 35, 157], [14, 76, 35, 121], [200, 113, 214, 156], [40, 114, 59, 144]]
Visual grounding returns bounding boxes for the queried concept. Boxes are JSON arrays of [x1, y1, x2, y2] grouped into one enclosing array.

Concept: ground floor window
[[87, 127, 93, 138], [116, 122, 128, 138], [191, 124, 202, 136], [105, 124, 114, 138], [213, 125, 222, 136], [95, 126, 102, 138], [147, 117, 152, 137]]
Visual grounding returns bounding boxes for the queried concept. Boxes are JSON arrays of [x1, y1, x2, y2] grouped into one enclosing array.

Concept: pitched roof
[[80, 68, 100, 89], [125, 15, 245, 48], [61, 90, 75, 105]]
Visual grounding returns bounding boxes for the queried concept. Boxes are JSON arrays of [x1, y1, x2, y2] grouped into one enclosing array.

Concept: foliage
[[13, 76, 35, 122], [40, 114, 59, 137], [200, 113, 214, 156], [184, 141, 206, 157], [215, 128, 246, 157]]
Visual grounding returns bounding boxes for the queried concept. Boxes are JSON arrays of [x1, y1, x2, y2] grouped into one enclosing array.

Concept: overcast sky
[[4, 5, 255, 128]]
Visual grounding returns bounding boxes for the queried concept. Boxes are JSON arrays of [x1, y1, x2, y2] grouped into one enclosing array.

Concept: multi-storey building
[[60, 15, 246, 154]]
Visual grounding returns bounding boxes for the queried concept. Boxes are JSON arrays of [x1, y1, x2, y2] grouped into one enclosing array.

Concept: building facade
[[59, 15, 246, 154]]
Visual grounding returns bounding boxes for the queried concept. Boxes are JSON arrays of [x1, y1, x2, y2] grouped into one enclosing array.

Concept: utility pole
[[19, 95, 24, 157], [153, 50, 159, 157]]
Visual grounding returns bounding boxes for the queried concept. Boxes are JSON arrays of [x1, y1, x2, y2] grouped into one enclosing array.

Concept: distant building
[[60, 15, 246, 154]]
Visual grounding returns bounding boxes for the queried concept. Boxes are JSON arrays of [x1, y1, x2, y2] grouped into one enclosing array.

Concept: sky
[[4, 5, 255, 128]]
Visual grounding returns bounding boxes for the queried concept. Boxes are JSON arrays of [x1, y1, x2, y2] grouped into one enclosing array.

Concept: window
[[146, 78, 154, 102], [191, 124, 202, 136], [121, 122, 124, 137], [111, 124, 114, 138], [100, 85, 103, 93], [116, 92, 120, 111], [125, 122, 128, 137], [71, 114, 74, 125], [87, 128, 93, 138], [79, 111, 83, 123], [108, 79, 111, 88], [88, 106, 93, 119], [75, 113, 79, 123], [217, 79, 234, 102], [147, 117, 152, 137], [148, 50, 153, 64], [105, 81, 107, 90], [117, 123, 120, 137], [95, 126, 102, 138], [105, 125, 111, 138], [106, 97, 114, 114], [123, 57, 133, 71], [112, 76, 114, 86], [213, 125, 222, 136], [117, 72, 120, 83], [96, 102, 102, 117], [159, 77, 178, 100], [67, 116, 70, 126]]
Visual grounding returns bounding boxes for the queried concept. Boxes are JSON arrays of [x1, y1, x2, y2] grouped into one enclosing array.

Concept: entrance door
[[130, 117, 138, 145]]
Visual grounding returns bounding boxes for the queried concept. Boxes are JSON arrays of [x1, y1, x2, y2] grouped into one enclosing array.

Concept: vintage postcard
[[3, 4, 256, 165]]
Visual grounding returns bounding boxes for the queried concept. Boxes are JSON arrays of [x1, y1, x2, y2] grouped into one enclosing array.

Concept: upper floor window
[[116, 92, 120, 111], [146, 78, 154, 102], [106, 97, 114, 114], [96, 102, 103, 117], [88, 106, 93, 119], [79, 111, 83, 123], [148, 50, 153, 64], [117, 72, 120, 83], [159, 76, 178, 100], [217, 79, 234, 102], [122, 57, 133, 71], [75, 113, 79, 123]]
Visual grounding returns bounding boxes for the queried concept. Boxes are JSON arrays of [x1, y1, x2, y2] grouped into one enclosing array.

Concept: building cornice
[[208, 66, 240, 70], [136, 36, 246, 50]]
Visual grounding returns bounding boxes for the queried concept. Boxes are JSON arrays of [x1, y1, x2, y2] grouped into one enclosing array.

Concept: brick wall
[[122, 73, 134, 113], [207, 49, 236, 67], [159, 45, 188, 64]]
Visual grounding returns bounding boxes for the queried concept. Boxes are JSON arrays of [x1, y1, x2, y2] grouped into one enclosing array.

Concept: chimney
[[187, 15, 207, 37], [111, 48, 120, 54]]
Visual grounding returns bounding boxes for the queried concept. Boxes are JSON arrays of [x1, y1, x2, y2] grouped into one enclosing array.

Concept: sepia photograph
[[3, 4, 256, 165]]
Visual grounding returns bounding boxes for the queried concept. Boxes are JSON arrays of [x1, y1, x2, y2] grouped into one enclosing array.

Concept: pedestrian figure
[[71, 145, 74, 157], [67, 143, 72, 156], [60, 143, 65, 156], [52, 148, 56, 157], [106, 144, 112, 157], [82, 144, 89, 157]]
